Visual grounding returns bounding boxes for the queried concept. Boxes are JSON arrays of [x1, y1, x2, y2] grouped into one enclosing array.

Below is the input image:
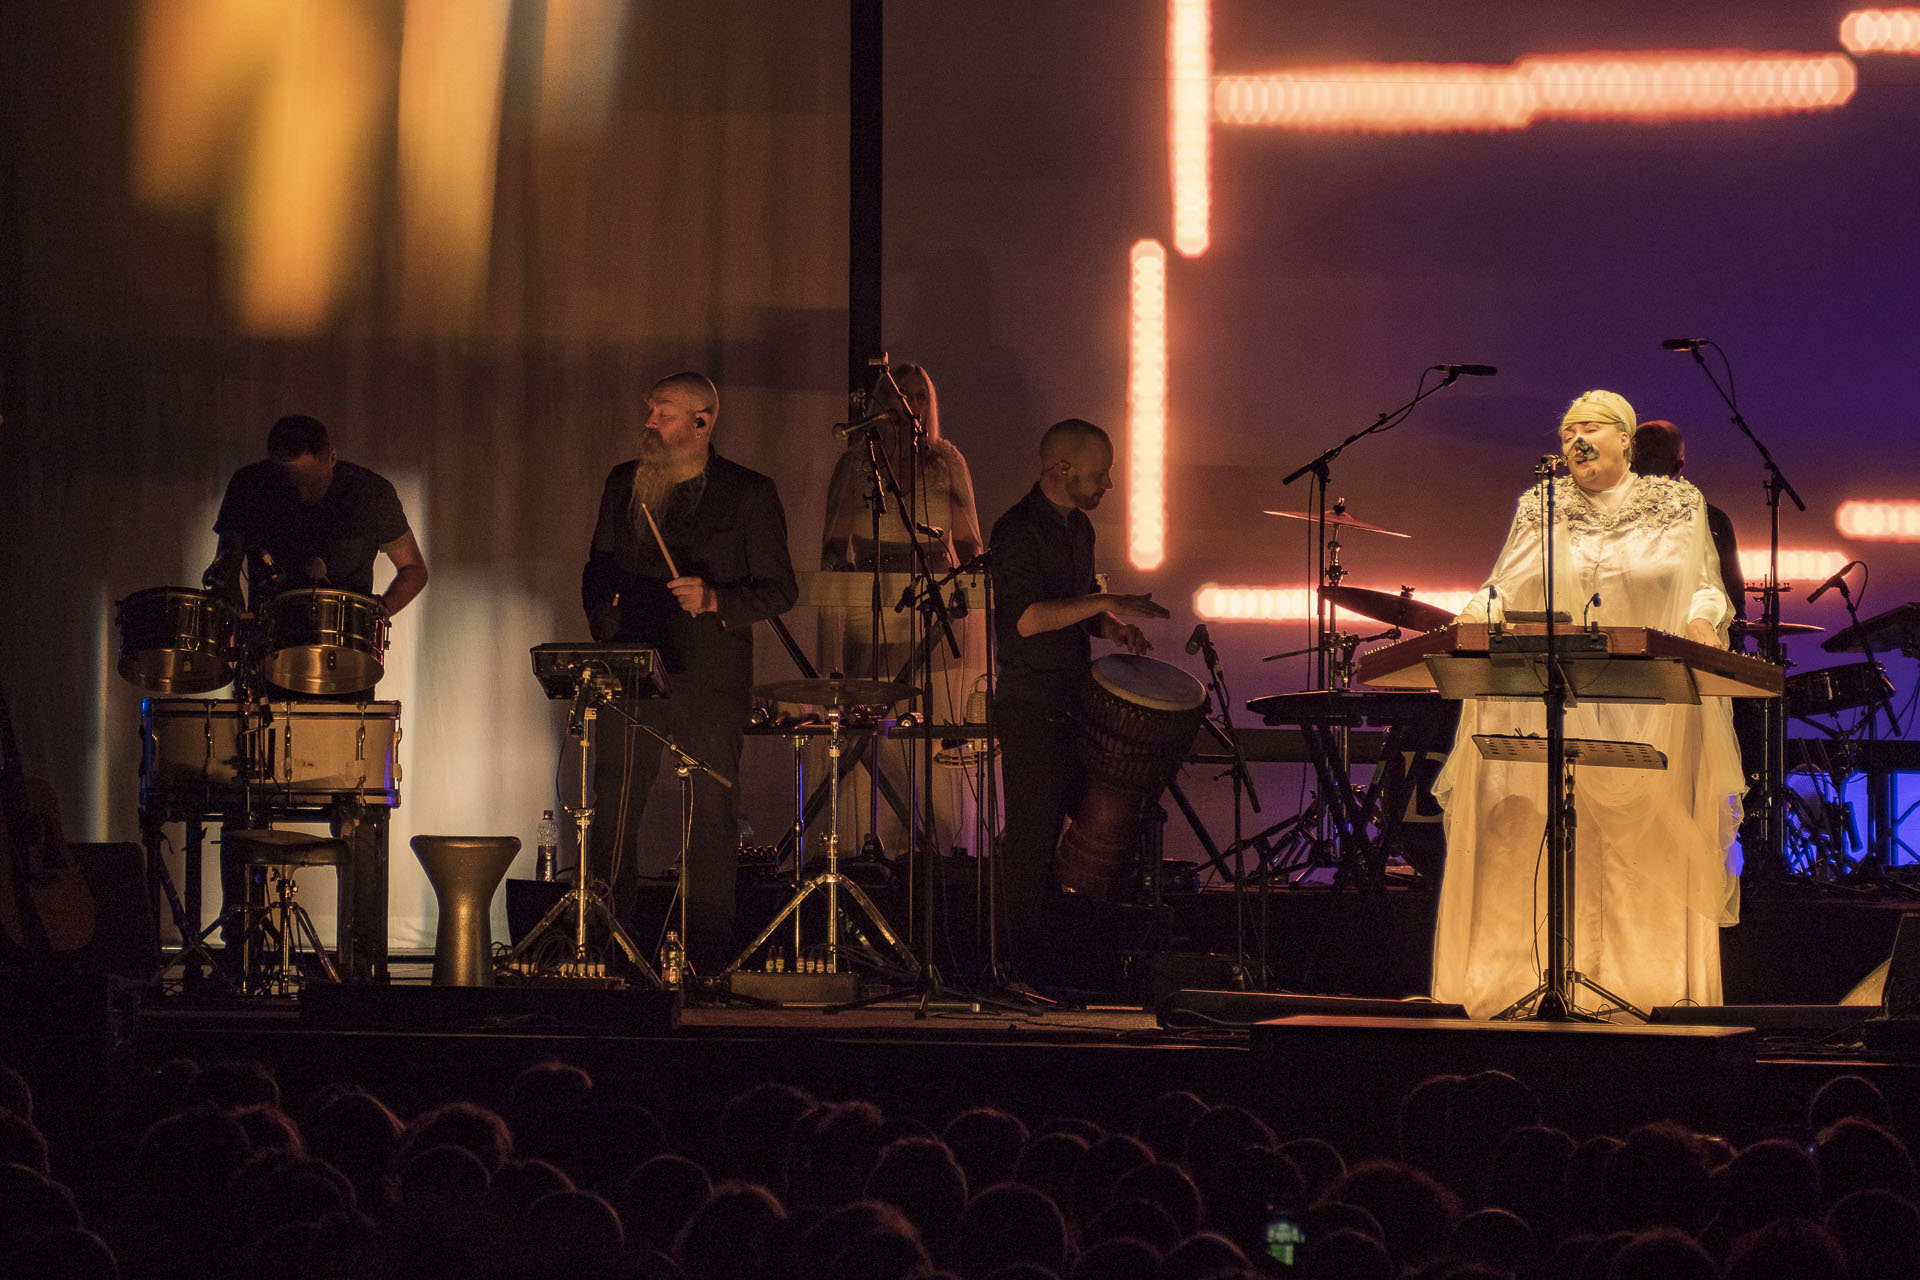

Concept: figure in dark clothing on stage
[[987, 418, 1165, 986], [581, 372, 797, 974], [206, 413, 428, 617]]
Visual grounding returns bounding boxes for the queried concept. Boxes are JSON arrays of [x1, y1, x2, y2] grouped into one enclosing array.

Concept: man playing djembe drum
[[988, 418, 1167, 994]]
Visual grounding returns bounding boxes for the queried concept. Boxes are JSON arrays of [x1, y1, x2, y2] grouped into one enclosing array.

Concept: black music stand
[[514, 644, 671, 986], [1442, 632, 1682, 1023]]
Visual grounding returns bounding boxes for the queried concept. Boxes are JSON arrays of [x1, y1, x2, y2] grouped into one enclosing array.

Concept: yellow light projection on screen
[[133, 0, 627, 335], [1837, 501, 1920, 542], [1128, 241, 1170, 571], [1842, 9, 1920, 52]]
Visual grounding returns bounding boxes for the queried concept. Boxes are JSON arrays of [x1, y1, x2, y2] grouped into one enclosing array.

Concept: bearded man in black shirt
[[582, 371, 798, 975], [988, 418, 1166, 986]]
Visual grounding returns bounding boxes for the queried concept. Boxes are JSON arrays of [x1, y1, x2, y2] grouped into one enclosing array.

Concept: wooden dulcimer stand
[[1357, 623, 1782, 1020]]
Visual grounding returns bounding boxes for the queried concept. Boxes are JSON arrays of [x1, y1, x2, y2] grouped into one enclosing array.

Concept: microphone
[[1434, 364, 1497, 377], [1185, 623, 1209, 656], [833, 411, 891, 439], [1661, 338, 1708, 351], [1582, 592, 1602, 627], [1806, 560, 1861, 604]]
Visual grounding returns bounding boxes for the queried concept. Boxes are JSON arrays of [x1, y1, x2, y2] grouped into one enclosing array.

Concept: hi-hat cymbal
[[753, 677, 920, 708], [1321, 585, 1455, 632], [1263, 509, 1410, 538]]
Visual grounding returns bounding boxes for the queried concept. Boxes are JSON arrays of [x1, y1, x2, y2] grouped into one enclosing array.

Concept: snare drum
[[116, 588, 237, 694], [1054, 655, 1207, 900], [262, 589, 389, 695], [140, 698, 402, 811]]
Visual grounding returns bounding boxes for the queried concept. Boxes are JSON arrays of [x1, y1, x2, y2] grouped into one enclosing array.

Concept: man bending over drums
[[200, 413, 427, 984], [988, 418, 1167, 992], [205, 414, 428, 624], [582, 371, 798, 978]]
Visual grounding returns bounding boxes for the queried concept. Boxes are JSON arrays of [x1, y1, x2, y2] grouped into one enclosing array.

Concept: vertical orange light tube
[[1128, 239, 1170, 572], [1168, 0, 1211, 256]]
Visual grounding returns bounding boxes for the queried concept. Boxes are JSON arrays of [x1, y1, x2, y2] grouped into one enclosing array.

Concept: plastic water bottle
[[660, 931, 685, 989], [534, 810, 558, 882]]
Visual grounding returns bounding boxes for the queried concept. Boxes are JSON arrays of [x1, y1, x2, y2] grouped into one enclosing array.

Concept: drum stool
[[224, 829, 348, 995], [410, 836, 521, 986]]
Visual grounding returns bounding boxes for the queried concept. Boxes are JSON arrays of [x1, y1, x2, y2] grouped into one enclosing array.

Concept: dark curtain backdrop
[[2, 1, 851, 947]]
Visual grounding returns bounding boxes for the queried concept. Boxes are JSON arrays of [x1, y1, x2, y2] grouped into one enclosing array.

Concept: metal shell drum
[[140, 698, 401, 810], [262, 588, 389, 696], [115, 587, 237, 694], [1054, 654, 1207, 900]]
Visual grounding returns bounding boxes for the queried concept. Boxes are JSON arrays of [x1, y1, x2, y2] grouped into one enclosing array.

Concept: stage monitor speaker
[[1156, 989, 1467, 1030]]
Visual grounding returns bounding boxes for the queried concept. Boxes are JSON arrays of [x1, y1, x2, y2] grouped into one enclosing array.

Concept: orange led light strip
[[1168, 0, 1212, 256], [1195, 585, 1481, 623], [1128, 240, 1170, 571], [1836, 500, 1920, 542], [1215, 51, 1857, 133], [1842, 8, 1920, 53], [1737, 548, 1851, 582]]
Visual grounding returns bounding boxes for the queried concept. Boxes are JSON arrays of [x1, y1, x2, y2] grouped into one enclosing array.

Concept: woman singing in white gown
[[1430, 390, 1747, 1019]]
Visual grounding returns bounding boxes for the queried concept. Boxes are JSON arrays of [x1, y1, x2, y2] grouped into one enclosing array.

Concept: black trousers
[[995, 694, 1085, 971], [589, 684, 746, 971]]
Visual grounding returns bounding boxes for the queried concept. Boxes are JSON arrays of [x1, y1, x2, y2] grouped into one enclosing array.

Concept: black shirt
[[581, 451, 798, 695], [214, 459, 410, 603], [989, 482, 1098, 707]]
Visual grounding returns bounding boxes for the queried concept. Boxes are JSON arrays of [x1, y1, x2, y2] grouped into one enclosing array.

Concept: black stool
[[224, 829, 349, 995]]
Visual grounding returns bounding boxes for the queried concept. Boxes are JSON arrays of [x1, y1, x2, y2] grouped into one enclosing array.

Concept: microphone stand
[[1832, 576, 1901, 740], [1281, 366, 1475, 689], [1674, 341, 1806, 878], [1193, 627, 1265, 987]]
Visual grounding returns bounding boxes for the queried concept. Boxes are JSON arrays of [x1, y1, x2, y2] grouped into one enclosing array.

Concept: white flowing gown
[[1430, 473, 1747, 1018]]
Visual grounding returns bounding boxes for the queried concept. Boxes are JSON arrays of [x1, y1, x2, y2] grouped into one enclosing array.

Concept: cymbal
[[753, 677, 920, 708], [1321, 585, 1454, 632], [1730, 619, 1824, 637], [1263, 509, 1410, 538]]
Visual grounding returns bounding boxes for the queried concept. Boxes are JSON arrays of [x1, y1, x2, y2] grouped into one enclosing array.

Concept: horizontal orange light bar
[[1836, 500, 1920, 542], [1195, 585, 1479, 623], [1842, 9, 1920, 53], [1215, 51, 1856, 133], [1737, 548, 1850, 583]]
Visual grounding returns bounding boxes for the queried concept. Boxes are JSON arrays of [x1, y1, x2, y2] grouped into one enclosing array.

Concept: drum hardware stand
[[1673, 338, 1805, 880], [1827, 568, 1901, 740], [510, 663, 664, 987], [727, 705, 920, 982]]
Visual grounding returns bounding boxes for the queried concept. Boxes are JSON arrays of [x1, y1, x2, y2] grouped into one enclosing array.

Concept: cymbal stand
[[509, 670, 662, 986], [728, 705, 920, 979], [1832, 571, 1901, 740], [1674, 339, 1806, 877]]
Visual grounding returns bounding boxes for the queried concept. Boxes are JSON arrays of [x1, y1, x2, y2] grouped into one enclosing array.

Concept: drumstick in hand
[[639, 503, 680, 579]]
